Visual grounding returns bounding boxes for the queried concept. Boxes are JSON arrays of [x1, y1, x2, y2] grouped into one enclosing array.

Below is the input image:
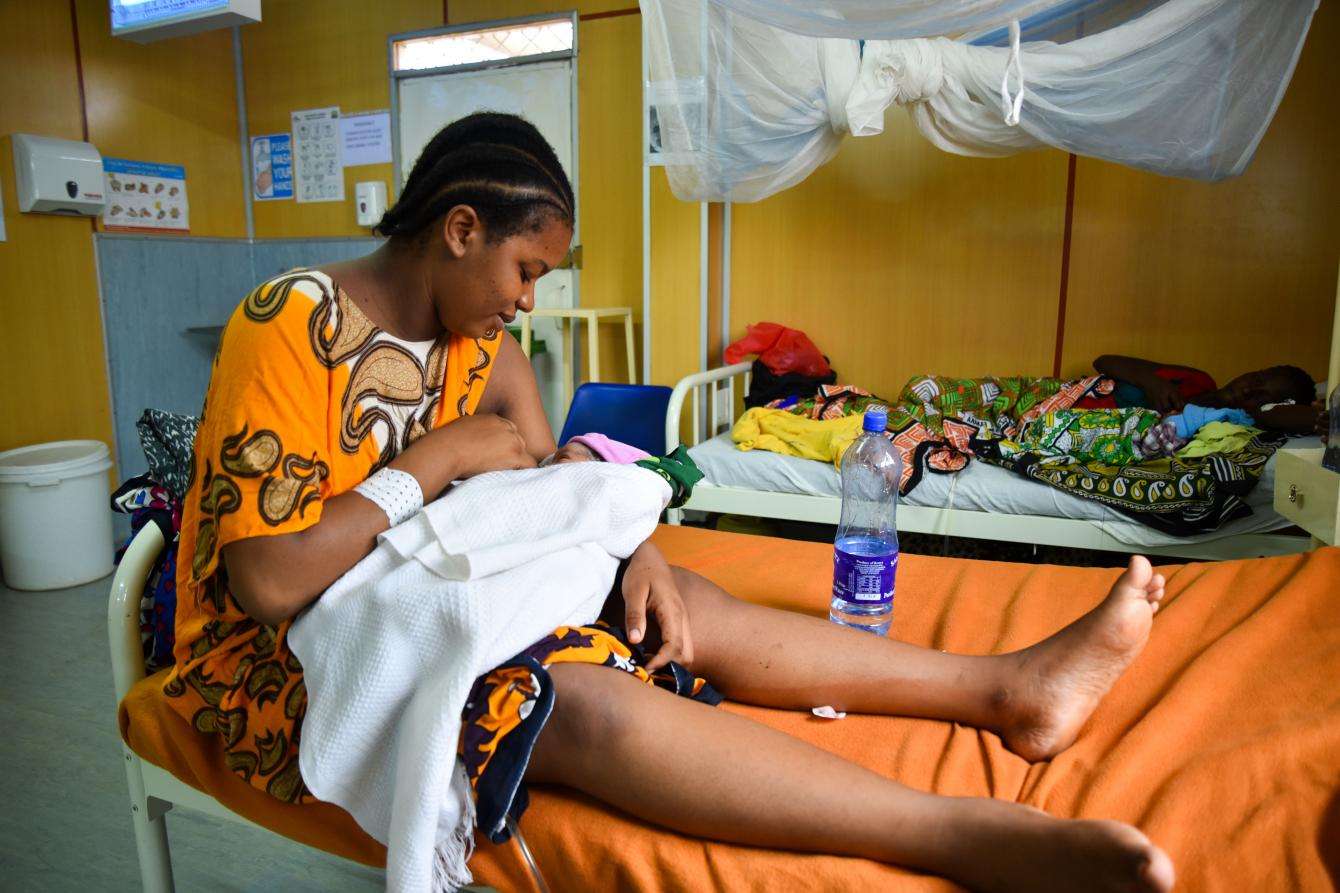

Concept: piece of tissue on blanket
[[288, 463, 672, 891]]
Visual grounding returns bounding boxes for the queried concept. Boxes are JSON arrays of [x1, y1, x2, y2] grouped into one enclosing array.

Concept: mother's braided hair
[[376, 112, 574, 242]]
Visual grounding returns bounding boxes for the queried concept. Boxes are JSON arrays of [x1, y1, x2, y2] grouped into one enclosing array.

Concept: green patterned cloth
[[636, 446, 703, 509], [1013, 407, 1162, 465]]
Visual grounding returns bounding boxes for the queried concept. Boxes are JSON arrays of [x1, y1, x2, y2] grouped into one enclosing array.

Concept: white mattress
[[688, 433, 1320, 549]]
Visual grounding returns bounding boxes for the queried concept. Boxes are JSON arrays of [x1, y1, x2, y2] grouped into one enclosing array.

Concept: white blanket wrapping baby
[[288, 462, 671, 891]]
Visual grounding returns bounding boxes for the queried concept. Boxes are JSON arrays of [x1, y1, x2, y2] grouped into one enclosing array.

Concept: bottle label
[[832, 547, 897, 605]]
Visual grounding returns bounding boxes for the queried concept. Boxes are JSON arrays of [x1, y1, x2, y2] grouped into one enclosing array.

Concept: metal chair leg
[[505, 815, 550, 893], [122, 745, 175, 892]]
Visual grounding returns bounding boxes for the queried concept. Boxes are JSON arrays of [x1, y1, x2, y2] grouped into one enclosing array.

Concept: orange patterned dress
[[163, 269, 501, 802]]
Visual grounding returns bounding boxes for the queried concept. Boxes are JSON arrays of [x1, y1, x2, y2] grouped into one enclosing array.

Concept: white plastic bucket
[[0, 440, 115, 590]]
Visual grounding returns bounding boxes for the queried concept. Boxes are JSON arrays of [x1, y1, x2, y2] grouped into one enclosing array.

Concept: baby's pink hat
[[568, 432, 651, 465]]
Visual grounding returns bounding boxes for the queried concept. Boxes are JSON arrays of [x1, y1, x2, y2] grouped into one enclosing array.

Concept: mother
[[169, 113, 1173, 892]]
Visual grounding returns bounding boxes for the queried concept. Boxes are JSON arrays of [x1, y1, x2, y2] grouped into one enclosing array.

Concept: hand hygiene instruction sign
[[251, 133, 293, 201], [292, 106, 344, 203], [102, 158, 189, 232]]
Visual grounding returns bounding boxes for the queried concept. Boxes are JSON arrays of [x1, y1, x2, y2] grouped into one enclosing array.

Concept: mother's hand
[[622, 541, 694, 672], [391, 413, 536, 500]]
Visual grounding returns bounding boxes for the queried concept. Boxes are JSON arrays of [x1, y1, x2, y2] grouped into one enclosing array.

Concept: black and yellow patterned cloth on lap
[[460, 619, 721, 844]]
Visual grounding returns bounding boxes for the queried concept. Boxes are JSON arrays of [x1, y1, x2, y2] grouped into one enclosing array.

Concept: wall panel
[[730, 116, 1070, 398]]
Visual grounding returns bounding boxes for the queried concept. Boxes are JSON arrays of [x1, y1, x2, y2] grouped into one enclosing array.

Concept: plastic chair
[[558, 383, 673, 456]]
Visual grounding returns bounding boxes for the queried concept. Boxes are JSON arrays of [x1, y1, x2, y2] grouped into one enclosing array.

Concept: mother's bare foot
[[944, 798, 1175, 893], [997, 556, 1165, 762]]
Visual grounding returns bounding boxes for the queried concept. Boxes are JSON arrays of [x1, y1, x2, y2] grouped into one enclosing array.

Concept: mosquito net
[[642, 0, 1318, 201]]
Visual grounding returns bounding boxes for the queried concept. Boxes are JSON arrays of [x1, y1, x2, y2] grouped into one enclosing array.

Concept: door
[[392, 14, 580, 433]]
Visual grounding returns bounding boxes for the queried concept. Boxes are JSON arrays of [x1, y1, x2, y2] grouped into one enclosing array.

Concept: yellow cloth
[[731, 407, 863, 467], [1175, 421, 1262, 458]]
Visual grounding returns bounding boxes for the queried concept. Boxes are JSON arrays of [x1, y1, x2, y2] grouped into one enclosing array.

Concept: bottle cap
[[863, 405, 888, 433]]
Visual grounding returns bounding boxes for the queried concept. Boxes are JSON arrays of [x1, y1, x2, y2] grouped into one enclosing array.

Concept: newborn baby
[[542, 433, 701, 509], [543, 432, 651, 466]]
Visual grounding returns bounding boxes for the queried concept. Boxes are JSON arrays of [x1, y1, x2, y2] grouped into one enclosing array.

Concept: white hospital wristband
[[354, 467, 424, 527]]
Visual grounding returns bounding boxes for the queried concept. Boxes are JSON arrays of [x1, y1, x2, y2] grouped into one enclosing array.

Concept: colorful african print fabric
[[762, 374, 1281, 533], [977, 427, 1286, 536], [461, 620, 721, 844], [771, 375, 1112, 494], [1013, 407, 1167, 465], [165, 269, 502, 802]]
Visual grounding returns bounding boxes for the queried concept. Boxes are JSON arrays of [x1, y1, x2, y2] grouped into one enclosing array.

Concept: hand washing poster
[[292, 106, 344, 203], [251, 133, 293, 201], [102, 158, 189, 231]]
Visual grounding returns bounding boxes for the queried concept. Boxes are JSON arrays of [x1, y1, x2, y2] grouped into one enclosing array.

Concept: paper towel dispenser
[[12, 134, 107, 216]]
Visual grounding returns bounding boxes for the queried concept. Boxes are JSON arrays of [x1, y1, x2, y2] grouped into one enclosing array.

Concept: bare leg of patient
[[658, 556, 1166, 763], [526, 662, 1175, 893], [521, 558, 1174, 890]]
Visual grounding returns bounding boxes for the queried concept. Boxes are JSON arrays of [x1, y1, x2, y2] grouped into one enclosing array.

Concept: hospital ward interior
[[3, 0, 1340, 891]]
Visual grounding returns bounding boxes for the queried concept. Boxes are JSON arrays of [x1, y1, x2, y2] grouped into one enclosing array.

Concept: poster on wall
[[250, 133, 293, 201], [340, 111, 392, 167], [292, 106, 344, 203], [101, 158, 189, 231]]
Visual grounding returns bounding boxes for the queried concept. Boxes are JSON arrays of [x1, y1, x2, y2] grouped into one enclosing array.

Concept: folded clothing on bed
[[1165, 404, 1255, 440], [732, 407, 862, 467], [1176, 420, 1262, 457]]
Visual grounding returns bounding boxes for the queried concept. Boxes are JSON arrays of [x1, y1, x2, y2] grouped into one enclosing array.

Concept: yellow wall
[[731, 125, 1070, 398], [78, 0, 245, 238], [242, 0, 439, 238], [0, 2, 113, 454], [0, 1, 252, 456]]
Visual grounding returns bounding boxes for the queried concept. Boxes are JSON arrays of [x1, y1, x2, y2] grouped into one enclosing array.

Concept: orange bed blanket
[[120, 527, 1340, 891]]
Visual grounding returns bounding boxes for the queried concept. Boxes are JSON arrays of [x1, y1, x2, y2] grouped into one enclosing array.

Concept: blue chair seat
[[558, 383, 673, 457]]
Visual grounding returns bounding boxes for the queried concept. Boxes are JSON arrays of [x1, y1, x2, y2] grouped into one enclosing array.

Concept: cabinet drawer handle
[[1288, 484, 1299, 504]]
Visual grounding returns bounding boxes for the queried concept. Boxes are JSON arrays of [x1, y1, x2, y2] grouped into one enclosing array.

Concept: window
[[392, 18, 574, 72]]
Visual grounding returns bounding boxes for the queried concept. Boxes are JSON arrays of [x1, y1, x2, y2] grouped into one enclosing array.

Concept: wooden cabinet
[[1274, 448, 1340, 546]]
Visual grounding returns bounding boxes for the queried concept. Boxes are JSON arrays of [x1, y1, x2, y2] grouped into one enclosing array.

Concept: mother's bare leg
[[659, 557, 1165, 761], [526, 663, 1174, 893]]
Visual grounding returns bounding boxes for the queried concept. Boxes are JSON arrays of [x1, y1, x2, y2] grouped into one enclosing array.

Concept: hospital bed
[[112, 522, 1340, 891], [664, 362, 1316, 561]]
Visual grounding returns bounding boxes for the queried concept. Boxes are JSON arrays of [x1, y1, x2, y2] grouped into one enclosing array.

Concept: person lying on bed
[[1088, 354, 1325, 434], [171, 112, 1173, 893]]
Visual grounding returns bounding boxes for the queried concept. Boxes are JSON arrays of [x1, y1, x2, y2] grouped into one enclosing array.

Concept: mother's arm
[[224, 412, 535, 626], [476, 331, 557, 460]]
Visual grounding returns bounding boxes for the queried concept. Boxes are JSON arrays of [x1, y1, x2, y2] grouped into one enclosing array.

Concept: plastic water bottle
[[830, 406, 901, 636]]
